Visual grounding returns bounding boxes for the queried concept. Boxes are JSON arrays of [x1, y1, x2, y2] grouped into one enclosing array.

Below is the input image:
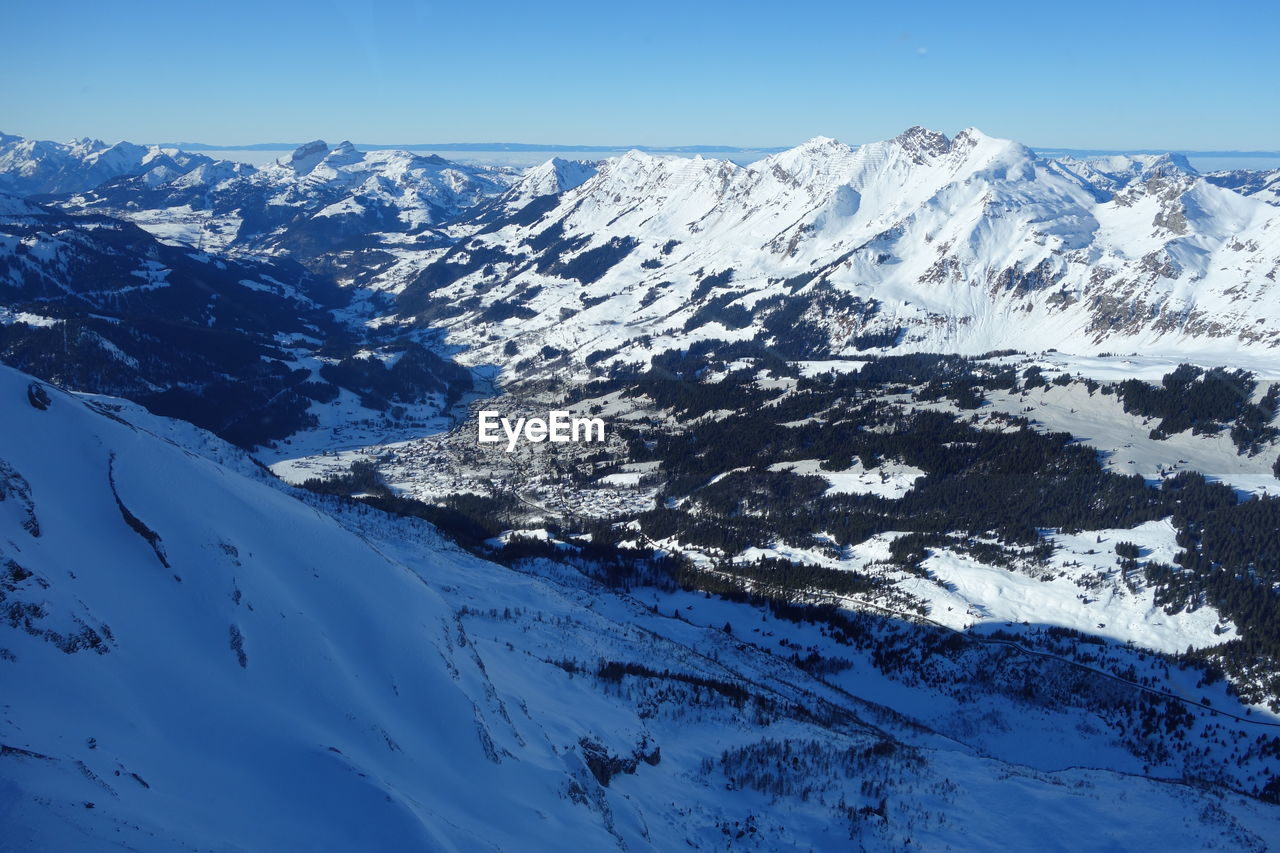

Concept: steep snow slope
[[5, 367, 1280, 849], [0, 366, 633, 850], [396, 127, 1280, 371]]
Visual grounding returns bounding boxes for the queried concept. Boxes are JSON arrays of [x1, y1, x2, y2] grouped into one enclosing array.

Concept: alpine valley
[[3, 126, 1280, 851]]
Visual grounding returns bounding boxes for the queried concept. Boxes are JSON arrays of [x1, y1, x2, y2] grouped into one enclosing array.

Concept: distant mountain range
[[156, 141, 794, 154], [155, 140, 1280, 158], [391, 127, 1280, 368], [3, 125, 1280, 444]]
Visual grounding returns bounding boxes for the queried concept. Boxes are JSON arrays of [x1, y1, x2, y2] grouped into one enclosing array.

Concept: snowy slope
[[905, 519, 1235, 654], [768, 457, 924, 498], [0, 366, 630, 850], [732, 516, 1233, 657], [5, 366, 1280, 849], [395, 127, 1280, 372], [0, 191, 49, 219]]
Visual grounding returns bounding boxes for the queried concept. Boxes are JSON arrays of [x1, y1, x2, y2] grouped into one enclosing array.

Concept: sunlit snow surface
[[768, 457, 924, 498], [397, 131, 1280, 377], [978, 361, 1280, 497], [910, 520, 1233, 655]]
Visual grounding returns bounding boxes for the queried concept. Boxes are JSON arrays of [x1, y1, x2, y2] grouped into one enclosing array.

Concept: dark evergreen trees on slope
[[1118, 364, 1278, 451]]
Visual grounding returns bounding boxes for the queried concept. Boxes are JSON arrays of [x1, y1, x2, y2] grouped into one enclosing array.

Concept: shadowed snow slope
[[3, 365, 1280, 850], [0, 365, 624, 850]]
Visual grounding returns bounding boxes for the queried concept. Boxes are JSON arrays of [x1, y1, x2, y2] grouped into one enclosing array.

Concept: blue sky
[[2, 0, 1276, 150]]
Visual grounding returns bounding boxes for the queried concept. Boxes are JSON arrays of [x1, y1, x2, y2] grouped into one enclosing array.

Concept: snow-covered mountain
[[1054, 152, 1198, 192], [394, 127, 1280, 371], [62, 139, 521, 268], [0, 132, 528, 294], [476, 156, 599, 220], [0, 131, 213, 197], [1208, 167, 1280, 207], [0, 365, 629, 850], [4, 364, 1279, 850]]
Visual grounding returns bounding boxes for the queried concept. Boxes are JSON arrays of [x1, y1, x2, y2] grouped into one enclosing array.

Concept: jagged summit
[[893, 125, 951, 161], [516, 156, 597, 196]]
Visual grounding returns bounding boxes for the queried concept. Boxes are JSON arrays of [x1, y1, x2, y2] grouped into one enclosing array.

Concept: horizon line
[[6, 129, 1277, 159], [148, 140, 1280, 158]]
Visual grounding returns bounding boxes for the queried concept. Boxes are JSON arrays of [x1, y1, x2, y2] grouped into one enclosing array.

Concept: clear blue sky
[[2, 0, 1276, 150]]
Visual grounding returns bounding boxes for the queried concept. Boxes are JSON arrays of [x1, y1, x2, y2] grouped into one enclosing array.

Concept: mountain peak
[[893, 126, 951, 161], [284, 139, 330, 174], [952, 127, 997, 148], [1148, 151, 1197, 178], [530, 157, 597, 194], [320, 140, 363, 167], [619, 148, 660, 163], [601, 148, 671, 177], [766, 137, 857, 177]]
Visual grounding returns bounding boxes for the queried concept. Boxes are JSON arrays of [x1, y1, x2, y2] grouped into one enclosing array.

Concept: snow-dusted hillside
[[0, 366, 577, 849], [5, 366, 1280, 849], [395, 127, 1280, 372]]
